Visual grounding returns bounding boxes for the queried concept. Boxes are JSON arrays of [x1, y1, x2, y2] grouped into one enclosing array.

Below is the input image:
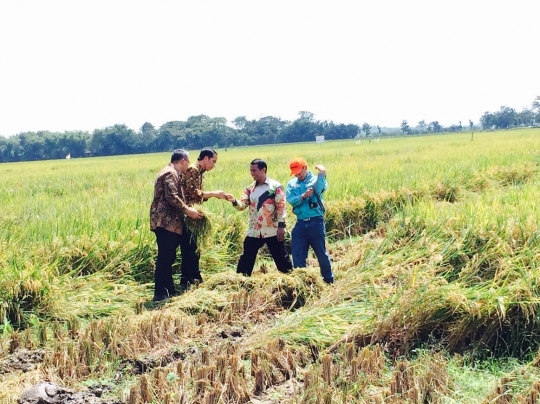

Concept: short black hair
[[171, 149, 189, 163], [250, 159, 267, 172], [198, 147, 217, 161]]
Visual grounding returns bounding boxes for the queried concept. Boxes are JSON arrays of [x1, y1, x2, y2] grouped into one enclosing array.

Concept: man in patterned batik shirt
[[150, 149, 202, 301], [179, 147, 229, 288], [227, 158, 293, 276]]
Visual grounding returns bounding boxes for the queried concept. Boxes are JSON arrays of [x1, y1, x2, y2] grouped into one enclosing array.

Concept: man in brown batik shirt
[[179, 147, 230, 287], [150, 149, 202, 301]]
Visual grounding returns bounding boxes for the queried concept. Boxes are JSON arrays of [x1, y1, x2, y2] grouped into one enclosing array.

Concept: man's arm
[[286, 180, 303, 207], [275, 185, 287, 241], [183, 166, 204, 204], [163, 171, 202, 219], [314, 164, 328, 195], [228, 187, 249, 211], [163, 171, 188, 211], [183, 166, 227, 202], [203, 190, 228, 200], [275, 185, 287, 226]]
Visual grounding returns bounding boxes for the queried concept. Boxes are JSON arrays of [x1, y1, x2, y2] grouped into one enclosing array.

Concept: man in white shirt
[[228, 159, 293, 276]]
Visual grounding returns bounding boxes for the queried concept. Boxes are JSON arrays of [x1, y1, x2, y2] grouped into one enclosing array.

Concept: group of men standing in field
[[149, 147, 334, 302]]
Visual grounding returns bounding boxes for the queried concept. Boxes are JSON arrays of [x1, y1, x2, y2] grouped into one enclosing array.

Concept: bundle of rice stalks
[[204, 272, 260, 293], [483, 163, 537, 187], [0, 263, 54, 328], [325, 197, 367, 239], [430, 180, 460, 203], [170, 288, 228, 317], [50, 271, 148, 320], [262, 301, 371, 350], [325, 188, 425, 240], [184, 205, 212, 250]]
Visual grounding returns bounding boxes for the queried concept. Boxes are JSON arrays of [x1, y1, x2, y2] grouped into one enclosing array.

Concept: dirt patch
[[0, 349, 46, 374], [129, 349, 187, 374], [19, 382, 123, 404]]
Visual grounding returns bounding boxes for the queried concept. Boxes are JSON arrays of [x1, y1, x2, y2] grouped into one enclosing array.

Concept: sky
[[0, 0, 538, 137]]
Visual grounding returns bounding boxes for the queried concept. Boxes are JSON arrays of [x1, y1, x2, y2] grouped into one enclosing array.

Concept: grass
[[1, 128, 540, 402]]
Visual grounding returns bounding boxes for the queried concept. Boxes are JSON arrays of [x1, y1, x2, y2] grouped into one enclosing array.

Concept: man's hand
[[303, 187, 315, 200], [314, 164, 326, 174], [215, 190, 227, 199], [205, 190, 228, 199], [277, 227, 285, 242], [224, 193, 235, 202], [185, 206, 203, 220]]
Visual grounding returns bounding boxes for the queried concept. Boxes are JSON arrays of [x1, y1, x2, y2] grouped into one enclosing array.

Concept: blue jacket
[[286, 171, 327, 220]]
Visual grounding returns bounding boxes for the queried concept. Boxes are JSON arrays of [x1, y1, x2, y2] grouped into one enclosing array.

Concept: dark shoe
[[177, 284, 189, 294], [180, 277, 203, 288], [152, 294, 169, 302], [323, 278, 334, 284]]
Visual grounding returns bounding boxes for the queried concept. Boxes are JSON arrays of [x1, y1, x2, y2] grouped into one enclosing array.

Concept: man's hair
[[198, 147, 217, 161], [171, 149, 189, 163], [250, 159, 267, 172]]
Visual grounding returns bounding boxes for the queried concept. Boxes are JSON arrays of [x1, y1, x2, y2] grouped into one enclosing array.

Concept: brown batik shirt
[[150, 164, 188, 235], [181, 163, 206, 206]]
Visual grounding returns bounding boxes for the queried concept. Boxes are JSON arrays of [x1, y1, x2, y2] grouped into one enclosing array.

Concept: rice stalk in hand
[[184, 205, 212, 251]]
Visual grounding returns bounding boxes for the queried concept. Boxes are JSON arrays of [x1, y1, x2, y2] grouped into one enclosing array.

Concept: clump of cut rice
[[184, 205, 212, 250]]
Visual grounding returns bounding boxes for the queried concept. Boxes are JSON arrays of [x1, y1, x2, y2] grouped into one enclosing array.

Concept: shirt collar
[[298, 171, 313, 183], [195, 162, 206, 174], [256, 176, 270, 187], [250, 177, 271, 190]]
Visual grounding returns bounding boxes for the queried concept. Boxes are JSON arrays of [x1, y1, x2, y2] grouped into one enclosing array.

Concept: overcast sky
[[0, 0, 538, 137]]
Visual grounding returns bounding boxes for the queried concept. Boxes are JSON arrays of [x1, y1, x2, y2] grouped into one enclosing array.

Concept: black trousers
[[179, 228, 202, 287], [154, 228, 202, 298], [154, 227, 182, 297], [236, 236, 293, 276]]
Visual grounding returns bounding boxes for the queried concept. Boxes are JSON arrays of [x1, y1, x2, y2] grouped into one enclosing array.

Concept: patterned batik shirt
[[150, 164, 187, 235], [233, 177, 286, 238], [180, 163, 206, 206]]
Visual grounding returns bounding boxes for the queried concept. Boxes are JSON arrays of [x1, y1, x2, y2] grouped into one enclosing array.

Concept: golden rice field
[[2, 128, 540, 403]]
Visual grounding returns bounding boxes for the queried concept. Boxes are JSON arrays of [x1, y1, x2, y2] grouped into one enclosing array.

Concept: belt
[[298, 216, 323, 221]]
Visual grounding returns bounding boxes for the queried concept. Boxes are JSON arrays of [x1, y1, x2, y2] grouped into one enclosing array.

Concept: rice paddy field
[[2, 128, 540, 403]]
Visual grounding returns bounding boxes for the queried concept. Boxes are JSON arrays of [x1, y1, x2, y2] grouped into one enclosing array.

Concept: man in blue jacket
[[286, 158, 334, 284]]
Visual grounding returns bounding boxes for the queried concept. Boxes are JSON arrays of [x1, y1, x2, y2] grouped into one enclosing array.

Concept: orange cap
[[289, 158, 307, 176]]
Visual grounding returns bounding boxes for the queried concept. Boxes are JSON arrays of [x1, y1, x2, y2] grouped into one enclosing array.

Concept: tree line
[[1, 97, 539, 163], [480, 103, 539, 130], [399, 96, 540, 136], [0, 111, 359, 162]]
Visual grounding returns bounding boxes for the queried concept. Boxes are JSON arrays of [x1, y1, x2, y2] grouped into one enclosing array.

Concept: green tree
[[139, 122, 157, 151], [362, 123, 371, 137], [279, 112, 319, 143], [19, 132, 45, 160], [155, 121, 187, 151], [400, 120, 410, 135], [532, 96, 540, 112], [480, 112, 495, 130], [321, 121, 359, 140], [0, 136, 22, 162], [517, 109, 534, 126], [91, 124, 137, 156], [429, 121, 441, 133], [298, 111, 314, 122], [497, 107, 517, 129], [232, 116, 248, 131]]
